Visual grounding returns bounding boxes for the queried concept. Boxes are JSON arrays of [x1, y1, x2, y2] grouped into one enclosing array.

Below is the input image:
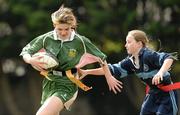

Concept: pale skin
[[101, 60, 122, 94], [79, 32, 173, 87]]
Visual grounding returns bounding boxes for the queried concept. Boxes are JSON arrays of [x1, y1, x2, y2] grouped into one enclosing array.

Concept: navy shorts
[[140, 89, 178, 115]]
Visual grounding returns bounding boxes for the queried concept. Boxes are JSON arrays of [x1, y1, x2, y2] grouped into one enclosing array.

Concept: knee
[[36, 111, 44, 115], [36, 109, 52, 115], [36, 107, 61, 115]]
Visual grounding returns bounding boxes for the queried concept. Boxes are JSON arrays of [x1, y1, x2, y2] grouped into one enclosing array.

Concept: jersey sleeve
[[83, 36, 107, 60], [20, 36, 44, 56], [147, 51, 174, 68], [108, 58, 134, 78]]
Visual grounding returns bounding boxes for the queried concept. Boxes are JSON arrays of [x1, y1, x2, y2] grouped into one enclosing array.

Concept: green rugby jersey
[[20, 30, 106, 80], [20, 30, 107, 105]]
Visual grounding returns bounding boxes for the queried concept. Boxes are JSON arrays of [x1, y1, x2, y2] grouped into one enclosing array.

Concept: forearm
[[85, 68, 104, 76], [84, 61, 111, 76], [152, 58, 173, 85], [101, 61, 112, 79], [159, 58, 173, 74]]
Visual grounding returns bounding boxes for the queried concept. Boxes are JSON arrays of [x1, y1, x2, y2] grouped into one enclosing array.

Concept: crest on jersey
[[143, 64, 149, 71], [68, 49, 76, 58]]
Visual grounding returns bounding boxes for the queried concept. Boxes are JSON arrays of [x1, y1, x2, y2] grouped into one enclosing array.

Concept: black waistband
[[53, 68, 77, 76], [70, 68, 77, 73]]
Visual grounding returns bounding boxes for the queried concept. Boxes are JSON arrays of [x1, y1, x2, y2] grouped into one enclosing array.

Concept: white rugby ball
[[31, 52, 59, 71]]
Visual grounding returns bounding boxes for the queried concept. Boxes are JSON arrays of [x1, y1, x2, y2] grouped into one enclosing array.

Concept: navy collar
[[138, 47, 147, 56], [127, 47, 147, 58]]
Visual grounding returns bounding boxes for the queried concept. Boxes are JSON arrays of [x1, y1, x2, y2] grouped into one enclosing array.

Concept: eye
[[56, 28, 62, 31], [126, 41, 130, 44]]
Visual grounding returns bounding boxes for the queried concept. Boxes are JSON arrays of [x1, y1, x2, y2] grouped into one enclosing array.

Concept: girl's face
[[54, 23, 72, 40], [125, 33, 142, 55]]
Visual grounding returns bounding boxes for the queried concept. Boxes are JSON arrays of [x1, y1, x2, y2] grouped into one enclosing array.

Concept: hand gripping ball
[[31, 51, 59, 71]]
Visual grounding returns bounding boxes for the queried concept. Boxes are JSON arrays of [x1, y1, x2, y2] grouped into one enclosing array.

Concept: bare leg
[[36, 96, 64, 115]]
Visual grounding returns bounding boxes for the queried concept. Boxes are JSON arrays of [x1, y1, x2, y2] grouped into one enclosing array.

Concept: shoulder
[[36, 31, 54, 40], [74, 32, 91, 43], [142, 48, 168, 64], [143, 48, 155, 55], [143, 48, 169, 58], [142, 48, 157, 58], [120, 56, 132, 66]]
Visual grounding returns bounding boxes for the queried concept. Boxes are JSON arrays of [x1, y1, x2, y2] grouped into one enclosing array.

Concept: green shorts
[[41, 74, 78, 105]]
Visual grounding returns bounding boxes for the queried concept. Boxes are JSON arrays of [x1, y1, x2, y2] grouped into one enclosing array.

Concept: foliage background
[[0, 0, 179, 115]]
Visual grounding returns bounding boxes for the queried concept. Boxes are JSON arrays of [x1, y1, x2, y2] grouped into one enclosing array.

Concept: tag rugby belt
[[40, 68, 92, 91], [146, 81, 180, 94], [157, 82, 180, 92]]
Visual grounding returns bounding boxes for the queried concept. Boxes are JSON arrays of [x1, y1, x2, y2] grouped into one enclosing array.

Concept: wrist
[[26, 58, 32, 64], [23, 54, 32, 64], [157, 71, 164, 76]]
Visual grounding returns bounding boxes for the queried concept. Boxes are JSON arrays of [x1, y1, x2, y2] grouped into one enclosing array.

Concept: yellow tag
[[40, 71, 52, 81], [65, 70, 92, 91]]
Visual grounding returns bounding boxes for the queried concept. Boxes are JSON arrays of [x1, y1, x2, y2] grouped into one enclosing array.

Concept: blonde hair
[[51, 5, 77, 29], [128, 30, 149, 47]]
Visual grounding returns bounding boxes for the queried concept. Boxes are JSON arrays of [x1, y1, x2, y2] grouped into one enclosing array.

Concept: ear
[[138, 41, 143, 47]]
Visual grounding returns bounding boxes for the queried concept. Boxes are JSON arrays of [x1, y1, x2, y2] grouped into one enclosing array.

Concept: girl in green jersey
[[20, 5, 122, 115]]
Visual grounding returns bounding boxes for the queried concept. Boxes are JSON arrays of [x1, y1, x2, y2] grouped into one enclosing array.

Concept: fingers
[[38, 61, 46, 65], [31, 61, 46, 71], [108, 80, 123, 94], [32, 65, 44, 71], [152, 74, 163, 85], [36, 63, 46, 70], [77, 68, 81, 73], [117, 80, 123, 85], [110, 84, 122, 94], [160, 75, 163, 81], [79, 74, 87, 80], [114, 84, 122, 92], [152, 76, 157, 85], [117, 82, 123, 89], [115, 79, 123, 89], [31, 55, 43, 61], [77, 68, 87, 80], [111, 87, 117, 94]]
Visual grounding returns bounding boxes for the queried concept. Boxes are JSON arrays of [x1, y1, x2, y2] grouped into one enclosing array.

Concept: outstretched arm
[[152, 58, 173, 85], [78, 68, 104, 77], [78, 60, 123, 94]]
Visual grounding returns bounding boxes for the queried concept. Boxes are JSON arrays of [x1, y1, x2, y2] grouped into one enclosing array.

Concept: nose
[[61, 31, 66, 36], [125, 43, 127, 48]]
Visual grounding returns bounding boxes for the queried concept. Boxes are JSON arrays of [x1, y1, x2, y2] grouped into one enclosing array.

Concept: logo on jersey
[[68, 49, 76, 58], [143, 64, 149, 71]]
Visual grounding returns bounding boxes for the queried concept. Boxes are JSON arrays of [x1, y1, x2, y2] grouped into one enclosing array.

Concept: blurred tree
[[0, 0, 179, 115]]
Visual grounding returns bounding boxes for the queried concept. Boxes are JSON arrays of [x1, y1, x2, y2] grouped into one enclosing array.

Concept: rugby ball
[[31, 52, 59, 71]]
